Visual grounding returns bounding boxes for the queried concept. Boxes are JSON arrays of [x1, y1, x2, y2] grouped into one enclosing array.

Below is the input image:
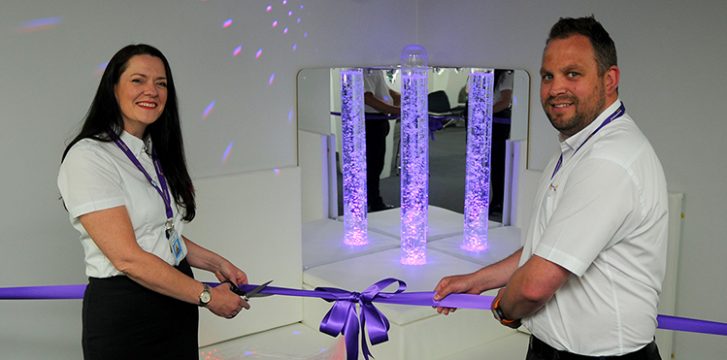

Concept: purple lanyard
[[113, 138, 174, 223], [551, 102, 625, 179]]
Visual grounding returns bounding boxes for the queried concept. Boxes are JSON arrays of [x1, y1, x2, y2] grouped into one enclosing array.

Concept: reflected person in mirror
[[363, 68, 400, 212], [434, 16, 666, 359], [490, 69, 514, 219], [58, 44, 250, 360]]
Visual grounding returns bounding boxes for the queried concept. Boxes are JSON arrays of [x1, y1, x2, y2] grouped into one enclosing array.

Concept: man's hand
[[433, 273, 482, 315]]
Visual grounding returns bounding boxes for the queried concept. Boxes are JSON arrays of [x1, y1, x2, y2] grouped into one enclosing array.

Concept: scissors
[[222, 280, 273, 301]]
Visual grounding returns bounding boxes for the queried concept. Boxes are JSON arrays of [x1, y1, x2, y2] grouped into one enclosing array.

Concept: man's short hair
[[547, 15, 617, 75]]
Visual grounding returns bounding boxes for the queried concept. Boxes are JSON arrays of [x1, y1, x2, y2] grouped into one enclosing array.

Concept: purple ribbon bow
[[233, 278, 489, 360], [316, 278, 403, 360]]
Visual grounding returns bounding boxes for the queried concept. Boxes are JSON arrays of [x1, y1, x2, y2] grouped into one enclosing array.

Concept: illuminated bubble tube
[[340, 69, 368, 246], [399, 45, 429, 265], [462, 70, 494, 252]]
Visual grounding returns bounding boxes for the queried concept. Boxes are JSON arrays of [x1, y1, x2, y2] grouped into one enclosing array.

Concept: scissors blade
[[243, 280, 273, 298]]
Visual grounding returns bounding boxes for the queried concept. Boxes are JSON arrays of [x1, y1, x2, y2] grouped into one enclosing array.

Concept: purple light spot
[[274, 168, 281, 176], [291, 330, 301, 335], [222, 142, 234, 164], [291, 43, 297, 51], [222, 18, 233, 28], [303, 31, 308, 38], [282, 0, 287, 4], [95, 62, 109, 76], [203, 101, 216, 119], [272, 20, 278, 28], [288, 10, 293, 16], [283, 27, 288, 34], [299, 4, 304, 9], [232, 45, 243, 57], [266, 5, 272, 12], [255, 48, 263, 59], [288, 109, 294, 123], [296, 17, 301, 24], [18, 17, 62, 32], [268, 73, 276, 86], [243, 351, 254, 357]]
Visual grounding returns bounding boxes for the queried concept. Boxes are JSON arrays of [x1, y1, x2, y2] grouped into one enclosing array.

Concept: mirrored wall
[[297, 66, 529, 223]]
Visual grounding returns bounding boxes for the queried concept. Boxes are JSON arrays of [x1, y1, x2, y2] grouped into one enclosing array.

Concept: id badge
[[166, 228, 187, 265]]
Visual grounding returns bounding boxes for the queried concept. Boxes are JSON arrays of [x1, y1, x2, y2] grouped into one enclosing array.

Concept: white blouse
[[58, 131, 185, 278]]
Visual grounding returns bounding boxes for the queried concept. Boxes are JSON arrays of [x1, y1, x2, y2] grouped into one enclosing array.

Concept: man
[[363, 68, 400, 212], [434, 16, 667, 359]]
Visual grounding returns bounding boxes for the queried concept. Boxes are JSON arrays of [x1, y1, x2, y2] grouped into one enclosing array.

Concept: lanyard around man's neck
[[550, 102, 626, 179]]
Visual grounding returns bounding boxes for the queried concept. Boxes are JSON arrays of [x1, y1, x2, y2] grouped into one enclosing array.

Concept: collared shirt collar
[[119, 130, 151, 158], [558, 99, 622, 160]]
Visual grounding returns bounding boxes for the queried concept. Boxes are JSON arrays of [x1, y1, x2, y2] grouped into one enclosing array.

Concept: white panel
[[430, 226, 522, 266], [302, 219, 399, 270], [198, 323, 340, 360], [366, 205, 501, 241], [297, 69, 333, 135], [656, 192, 684, 359], [299, 130, 329, 222], [502, 139, 517, 226], [184, 167, 303, 346]]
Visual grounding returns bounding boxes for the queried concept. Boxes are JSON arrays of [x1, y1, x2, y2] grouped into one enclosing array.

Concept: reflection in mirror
[[297, 67, 529, 224]]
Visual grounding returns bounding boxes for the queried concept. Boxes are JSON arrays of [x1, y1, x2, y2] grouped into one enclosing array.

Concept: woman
[[58, 44, 249, 359]]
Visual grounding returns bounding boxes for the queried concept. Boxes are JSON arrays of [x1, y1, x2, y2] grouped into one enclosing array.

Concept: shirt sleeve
[[498, 71, 514, 92], [58, 143, 126, 219], [534, 158, 636, 276], [363, 71, 376, 94]]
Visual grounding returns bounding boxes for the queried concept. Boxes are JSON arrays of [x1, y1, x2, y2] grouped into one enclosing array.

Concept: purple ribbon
[[234, 278, 491, 360], [3, 280, 727, 359], [0, 284, 86, 299]]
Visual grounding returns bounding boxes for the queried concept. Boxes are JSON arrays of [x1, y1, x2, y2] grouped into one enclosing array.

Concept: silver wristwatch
[[198, 284, 212, 307]]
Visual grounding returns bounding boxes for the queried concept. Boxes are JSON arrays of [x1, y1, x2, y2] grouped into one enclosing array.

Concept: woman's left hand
[[215, 260, 248, 287]]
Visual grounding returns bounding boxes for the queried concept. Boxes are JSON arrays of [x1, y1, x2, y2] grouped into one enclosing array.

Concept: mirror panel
[[297, 67, 530, 222]]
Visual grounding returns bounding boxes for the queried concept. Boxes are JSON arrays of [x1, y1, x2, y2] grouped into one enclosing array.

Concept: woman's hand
[[215, 260, 248, 288], [207, 282, 250, 319], [209, 260, 249, 318]]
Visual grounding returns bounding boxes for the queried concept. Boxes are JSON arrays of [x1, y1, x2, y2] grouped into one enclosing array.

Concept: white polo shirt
[[58, 131, 185, 278], [521, 100, 669, 356], [494, 70, 513, 105], [363, 69, 394, 113]]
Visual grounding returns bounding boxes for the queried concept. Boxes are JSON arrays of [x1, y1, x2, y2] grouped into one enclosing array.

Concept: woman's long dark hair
[[62, 44, 196, 221]]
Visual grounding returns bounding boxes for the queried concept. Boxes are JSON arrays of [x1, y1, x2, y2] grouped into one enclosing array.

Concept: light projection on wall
[[221, 142, 234, 164], [340, 69, 368, 246], [399, 45, 429, 265], [203, 101, 216, 120], [232, 44, 243, 57], [17, 17, 62, 32], [462, 70, 494, 252], [205, 1, 308, 165]]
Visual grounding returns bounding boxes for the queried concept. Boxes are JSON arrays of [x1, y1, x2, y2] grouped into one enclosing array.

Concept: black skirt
[[82, 259, 199, 360]]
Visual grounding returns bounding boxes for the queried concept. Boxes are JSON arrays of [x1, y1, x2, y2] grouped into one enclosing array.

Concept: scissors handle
[[219, 280, 273, 299], [219, 280, 245, 296]]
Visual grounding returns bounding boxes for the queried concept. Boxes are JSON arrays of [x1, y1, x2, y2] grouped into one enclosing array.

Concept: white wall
[[0, 1, 416, 358], [419, 0, 727, 358], [3, 0, 726, 358]]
